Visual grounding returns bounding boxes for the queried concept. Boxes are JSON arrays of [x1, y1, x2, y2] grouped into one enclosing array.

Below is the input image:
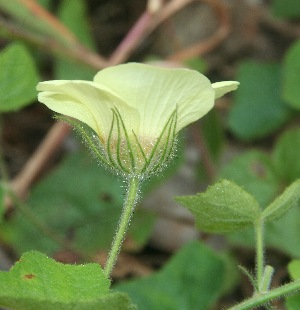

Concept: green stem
[[259, 265, 274, 293], [255, 217, 264, 287], [104, 176, 140, 278], [228, 279, 300, 310]]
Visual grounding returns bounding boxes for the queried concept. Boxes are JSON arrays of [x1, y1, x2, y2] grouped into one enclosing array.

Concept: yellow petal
[[94, 63, 215, 135], [212, 81, 240, 99], [37, 80, 139, 141]]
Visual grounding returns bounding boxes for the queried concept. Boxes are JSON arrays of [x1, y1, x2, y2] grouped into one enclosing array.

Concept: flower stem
[[255, 217, 264, 287], [228, 279, 300, 310], [104, 176, 140, 278]]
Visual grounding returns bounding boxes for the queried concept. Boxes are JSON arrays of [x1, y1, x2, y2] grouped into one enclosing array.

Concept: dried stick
[[0, 0, 107, 69], [109, 0, 231, 65], [260, 6, 300, 39], [21, 0, 107, 68], [20, 0, 77, 43], [7, 122, 71, 209], [150, 0, 195, 29], [0, 17, 107, 70], [108, 11, 154, 66], [108, 0, 194, 66]]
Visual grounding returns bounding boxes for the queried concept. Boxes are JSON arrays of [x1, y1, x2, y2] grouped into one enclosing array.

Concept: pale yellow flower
[[37, 63, 238, 177]]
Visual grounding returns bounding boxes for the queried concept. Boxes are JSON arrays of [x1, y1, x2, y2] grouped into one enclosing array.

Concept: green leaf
[[1, 150, 153, 255], [184, 57, 208, 73], [228, 61, 291, 141], [201, 109, 224, 162], [266, 206, 300, 257], [286, 260, 300, 310], [54, 0, 96, 80], [262, 179, 300, 222], [115, 241, 226, 310], [283, 41, 300, 110], [0, 251, 137, 310], [193, 109, 225, 182], [221, 130, 300, 257], [0, 43, 39, 112], [289, 260, 300, 279], [272, 127, 300, 184], [272, 0, 300, 19], [176, 179, 260, 233], [220, 150, 279, 207]]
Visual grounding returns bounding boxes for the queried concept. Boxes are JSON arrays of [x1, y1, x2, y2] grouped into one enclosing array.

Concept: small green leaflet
[[176, 179, 260, 233]]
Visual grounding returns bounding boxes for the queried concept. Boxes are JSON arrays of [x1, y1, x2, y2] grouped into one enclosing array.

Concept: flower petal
[[212, 81, 240, 99], [94, 63, 215, 135], [37, 80, 139, 141]]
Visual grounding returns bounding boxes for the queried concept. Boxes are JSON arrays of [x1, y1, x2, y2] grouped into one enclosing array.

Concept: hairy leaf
[[176, 179, 260, 233], [262, 180, 300, 222], [0, 251, 135, 310]]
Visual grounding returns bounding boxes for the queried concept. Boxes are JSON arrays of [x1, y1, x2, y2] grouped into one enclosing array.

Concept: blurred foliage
[[228, 61, 292, 141], [0, 43, 39, 112], [272, 127, 300, 184], [286, 260, 300, 309], [115, 241, 234, 310], [184, 57, 208, 73], [271, 0, 300, 19], [283, 41, 300, 111], [201, 110, 224, 162], [0, 183, 4, 222], [54, 0, 97, 80], [220, 150, 278, 206], [220, 127, 300, 257]]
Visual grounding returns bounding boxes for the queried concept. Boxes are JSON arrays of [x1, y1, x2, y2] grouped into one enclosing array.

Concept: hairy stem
[[255, 217, 265, 288], [228, 279, 300, 310], [104, 176, 140, 278]]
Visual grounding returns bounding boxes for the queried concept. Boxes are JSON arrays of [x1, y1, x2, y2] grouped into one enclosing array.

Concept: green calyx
[[58, 108, 178, 180]]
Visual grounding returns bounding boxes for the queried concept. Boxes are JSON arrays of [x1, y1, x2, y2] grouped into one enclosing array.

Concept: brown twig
[[20, 0, 77, 44], [109, 0, 231, 64], [260, 6, 300, 39], [0, 1, 107, 69], [150, 0, 195, 29], [0, 17, 107, 70], [108, 11, 154, 66], [168, 0, 231, 61], [22, 0, 107, 68], [8, 122, 71, 206], [108, 0, 195, 66]]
